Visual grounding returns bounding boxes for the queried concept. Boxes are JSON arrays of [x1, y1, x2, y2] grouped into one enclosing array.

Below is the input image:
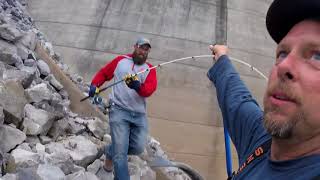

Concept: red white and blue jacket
[[91, 54, 157, 113]]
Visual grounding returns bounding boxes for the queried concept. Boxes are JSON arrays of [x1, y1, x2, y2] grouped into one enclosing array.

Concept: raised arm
[[207, 45, 270, 162]]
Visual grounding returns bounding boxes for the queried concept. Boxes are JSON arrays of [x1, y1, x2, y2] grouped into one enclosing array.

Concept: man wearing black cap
[[207, 0, 320, 179], [89, 37, 157, 180]]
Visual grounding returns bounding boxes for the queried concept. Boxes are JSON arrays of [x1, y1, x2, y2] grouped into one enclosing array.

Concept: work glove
[[89, 85, 99, 97], [124, 74, 141, 92]]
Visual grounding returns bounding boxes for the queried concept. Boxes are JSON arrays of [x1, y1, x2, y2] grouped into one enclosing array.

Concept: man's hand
[[89, 85, 99, 97], [209, 44, 228, 61], [124, 74, 141, 92]]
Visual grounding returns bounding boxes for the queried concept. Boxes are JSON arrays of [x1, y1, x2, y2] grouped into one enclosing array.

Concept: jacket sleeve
[[207, 55, 270, 164], [137, 62, 157, 97], [91, 56, 125, 87]]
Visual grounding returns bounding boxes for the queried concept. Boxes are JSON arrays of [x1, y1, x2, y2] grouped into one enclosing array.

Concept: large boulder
[[24, 83, 53, 103], [11, 148, 40, 169], [36, 164, 66, 180], [0, 80, 28, 126], [0, 124, 26, 153], [23, 104, 60, 135], [3, 68, 35, 88], [45, 135, 98, 167]]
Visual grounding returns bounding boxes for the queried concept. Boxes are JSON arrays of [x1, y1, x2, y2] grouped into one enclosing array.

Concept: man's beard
[[133, 53, 147, 65], [263, 106, 303, 139]]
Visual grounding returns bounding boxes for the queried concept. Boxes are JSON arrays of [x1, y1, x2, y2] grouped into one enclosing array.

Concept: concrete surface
[[28, 0, 276, 179]]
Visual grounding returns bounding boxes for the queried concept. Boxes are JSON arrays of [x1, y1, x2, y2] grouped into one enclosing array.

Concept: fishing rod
[[79, 51, 269, 178], [80, 55, 210, 102], [80, 54, 267, 102], [221, 56, 268, 179]]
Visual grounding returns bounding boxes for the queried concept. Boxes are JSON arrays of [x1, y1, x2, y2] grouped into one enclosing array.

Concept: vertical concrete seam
[[215, 0, 228, 44], [88, 0, 112, 70], [120, 0, 126, 12], [92, 0, 111, 48]]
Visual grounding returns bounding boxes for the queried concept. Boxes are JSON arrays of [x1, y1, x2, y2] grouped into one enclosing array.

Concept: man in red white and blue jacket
[[89, 37, 157, 180]]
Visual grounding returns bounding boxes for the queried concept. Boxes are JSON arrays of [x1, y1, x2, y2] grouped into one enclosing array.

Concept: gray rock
[[0, 106, 4, 125], [87, 118, 109, 140], [0, 23, 23, 42], [23, 104, 57, 135], [0, 50, 17, 65], [23, 58, 35, 67], [20, 64, 38, 77], [16, 44, 29, 60], [43, 152, 84, 175], [36, 164, 65, 180], [0, 61, 6, 79], [45, 135, 98, 167], [11, 148, 40, 169], [0, 80, 27, 126], [25, 83, 53, 103], [12, 54, 23, 69], [16, 30, 36, 51], [58, 89, 69, 99], [35, 143, 45, 154], [1, 173, 17, 180], [65, 171, 99, 180], [36, 60, 50, 77], [141, 166, 156, 180], [16, 167, 41, 180], [47, 118, 69, 140], [96, 167, 114, 180], [86, 159, 101, 174], [3, 68, 35, 88], [2, 152, 16, 174], [103, 134, 111, 145], [45, 74, 63, 91], [39, 136, 52, 145], [16, 143, 32, 152], [128, 162, 141, 180], [0, 125, 26, 153], [66, 119, 86, 135], [25, 135, 40, 146]]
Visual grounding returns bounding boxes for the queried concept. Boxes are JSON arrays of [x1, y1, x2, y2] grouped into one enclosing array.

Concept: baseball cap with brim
[[136, 37, 151, 48], [266, 0, 320, 44]]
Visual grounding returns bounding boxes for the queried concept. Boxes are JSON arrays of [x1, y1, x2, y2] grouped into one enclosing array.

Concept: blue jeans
[[105, 102, 148, 180]]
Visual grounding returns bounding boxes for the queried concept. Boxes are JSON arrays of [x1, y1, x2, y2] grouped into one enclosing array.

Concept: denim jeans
[[105, 102, 148, 180]]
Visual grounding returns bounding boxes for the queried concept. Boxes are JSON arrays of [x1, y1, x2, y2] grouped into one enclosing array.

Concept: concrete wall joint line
[[149, 115, 220, 128], [228, 6, 267, 18], [166, 151, 229, 158], [52, 44, 215, 70], [230, 46, 275, 59], [34, 20, 213, 44], [191, 0, 218, 7]]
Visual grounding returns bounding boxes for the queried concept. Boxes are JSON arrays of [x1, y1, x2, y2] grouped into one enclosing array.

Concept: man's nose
[[276, 54, 297, 81]]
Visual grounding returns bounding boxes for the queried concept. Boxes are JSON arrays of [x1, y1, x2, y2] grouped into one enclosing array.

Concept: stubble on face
[[263, 81, 304, 139]]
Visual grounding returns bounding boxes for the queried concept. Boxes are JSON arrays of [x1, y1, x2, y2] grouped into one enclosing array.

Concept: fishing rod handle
[[80, 79, 125, 102]]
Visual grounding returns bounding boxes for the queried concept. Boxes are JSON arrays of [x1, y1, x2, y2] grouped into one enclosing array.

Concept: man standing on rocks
[[88, 37, 157, 180], [207, 0, 320, 179]]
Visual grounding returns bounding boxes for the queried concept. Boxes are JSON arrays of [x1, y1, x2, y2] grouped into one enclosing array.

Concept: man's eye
[[276, 51, 288, 61], [311, 52, 320, 61]]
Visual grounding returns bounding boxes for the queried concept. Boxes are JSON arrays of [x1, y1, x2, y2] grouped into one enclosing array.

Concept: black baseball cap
[[266, 0, 320, 44]]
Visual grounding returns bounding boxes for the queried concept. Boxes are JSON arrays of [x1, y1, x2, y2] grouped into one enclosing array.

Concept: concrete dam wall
[[27, 0, 276, 179]]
